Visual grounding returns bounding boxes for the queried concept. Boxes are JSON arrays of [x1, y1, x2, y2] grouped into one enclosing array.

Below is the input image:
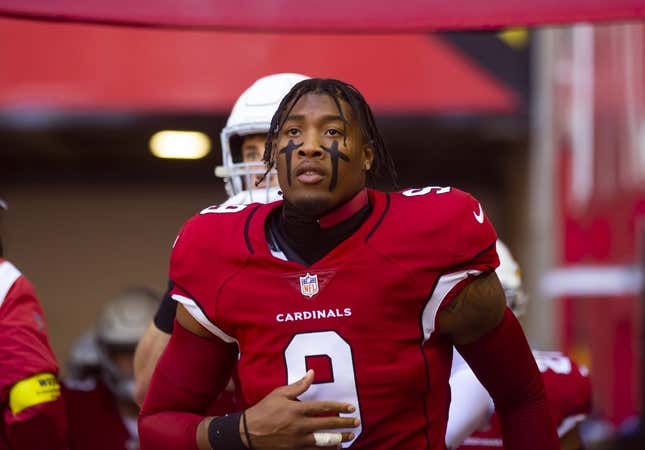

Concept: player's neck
[[317, 189, 369, 228], [281, 188, 369, 229], [274, 189, 371, 265]]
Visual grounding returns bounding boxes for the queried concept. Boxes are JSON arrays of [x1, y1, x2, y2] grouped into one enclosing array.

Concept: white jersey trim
[[422, 269, 482, 342], [171, 294, 238, 344], [0, 261, 22, 311], [557, 413, 588, 437], [461, 436, 503, 447]]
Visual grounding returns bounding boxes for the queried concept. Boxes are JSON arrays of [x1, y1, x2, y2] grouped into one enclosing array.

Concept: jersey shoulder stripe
[[171, 294, 237, 344], [0, 260, 22, 310]]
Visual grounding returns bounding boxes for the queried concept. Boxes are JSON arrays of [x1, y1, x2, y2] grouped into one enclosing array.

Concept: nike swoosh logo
[[473, 203, 484, 224]]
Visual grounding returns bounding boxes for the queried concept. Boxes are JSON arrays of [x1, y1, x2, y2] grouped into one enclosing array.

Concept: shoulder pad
[[169, 203, 262, 325], [370, 187, 497, 271]]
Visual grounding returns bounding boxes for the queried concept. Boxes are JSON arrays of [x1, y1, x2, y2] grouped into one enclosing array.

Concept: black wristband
[[208, 412, 246, 450]]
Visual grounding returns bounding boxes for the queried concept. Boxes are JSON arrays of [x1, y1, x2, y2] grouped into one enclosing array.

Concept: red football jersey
[[206, 388, 239, 417], [62, 378, 138, 450], [170, 187, 498, 449], [457, 351, 592, 449], [0, 258, 61, 442]]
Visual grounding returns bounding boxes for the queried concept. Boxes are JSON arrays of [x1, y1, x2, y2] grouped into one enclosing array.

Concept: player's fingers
[[300, 416, 360, 433], [299, 400, 356, 416], [300, 431, 355, 447], [277, 369, 314, 399]]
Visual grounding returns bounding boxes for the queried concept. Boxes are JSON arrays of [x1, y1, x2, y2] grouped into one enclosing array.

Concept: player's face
[[109, 349, 135, 378], [240, 133, 277, 189], [241, 134, 266, 164], [274, 93, 373, 215]]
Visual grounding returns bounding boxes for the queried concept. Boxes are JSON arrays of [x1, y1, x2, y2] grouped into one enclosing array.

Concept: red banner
[[0, 0, 643, 32], [0, 18, 518, 113]]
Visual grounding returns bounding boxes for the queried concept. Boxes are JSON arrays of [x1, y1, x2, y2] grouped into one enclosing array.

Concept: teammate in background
[[63, 288, 157, 450], [0, 198, 68, 449], [139, 78, 559, 450], [133, 73, 309, 406], [66, 329, 101, 381], [446, 241, 592, 450]]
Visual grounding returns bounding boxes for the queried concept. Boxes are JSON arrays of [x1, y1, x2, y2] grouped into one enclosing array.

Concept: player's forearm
[[138, 410, 205, 450], [138, 364, 209, 450], [496, 393, 557, 450], [138, 364, 218, 450], [138, 319, 235, 448], [457, 308, 559, 450]]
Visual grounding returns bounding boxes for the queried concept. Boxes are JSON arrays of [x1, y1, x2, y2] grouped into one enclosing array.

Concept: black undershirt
[[266, 199, 372, 266]]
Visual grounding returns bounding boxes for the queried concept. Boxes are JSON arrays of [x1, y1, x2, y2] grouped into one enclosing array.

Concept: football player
[[63, 288, 158, 450], [133, 73, 310, 406], [66, 329, 101, 381], [0, 198, 68, 449], [446, 241, 592, 450], [139, 78, 560, 450]]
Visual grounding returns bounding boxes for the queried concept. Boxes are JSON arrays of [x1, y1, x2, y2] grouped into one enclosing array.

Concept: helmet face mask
[[96, 345, 135, 402], [216, 73, 309, 204]]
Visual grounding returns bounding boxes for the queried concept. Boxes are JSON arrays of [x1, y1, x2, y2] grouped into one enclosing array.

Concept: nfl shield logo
[[299, 273, 319, 298]]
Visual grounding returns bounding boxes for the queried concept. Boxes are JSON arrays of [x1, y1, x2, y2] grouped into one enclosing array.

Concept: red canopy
[[0, 18, 518, 114], [0, 0, 643, 32]]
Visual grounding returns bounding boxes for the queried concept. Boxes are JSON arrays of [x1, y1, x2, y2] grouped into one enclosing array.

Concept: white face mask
[[221, 186, 283, 206]]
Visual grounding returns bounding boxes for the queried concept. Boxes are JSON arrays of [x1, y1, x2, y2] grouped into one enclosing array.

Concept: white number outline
[[284, 331, 362, 447], [533, 351, 572, 375], [200, 204, 249, 214], [401, 186, 451, 197]]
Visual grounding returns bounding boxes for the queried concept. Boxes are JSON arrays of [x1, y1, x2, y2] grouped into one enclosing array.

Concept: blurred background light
[[149, 130, 211, 159]]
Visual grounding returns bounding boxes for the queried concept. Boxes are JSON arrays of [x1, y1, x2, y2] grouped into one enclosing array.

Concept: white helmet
[[95, 288, 158, 402], [496, 240, 528, 317], [216, 73, 310, 204]]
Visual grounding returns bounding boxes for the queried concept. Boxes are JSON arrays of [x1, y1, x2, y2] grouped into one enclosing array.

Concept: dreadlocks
[[261, 78, 398, 188]]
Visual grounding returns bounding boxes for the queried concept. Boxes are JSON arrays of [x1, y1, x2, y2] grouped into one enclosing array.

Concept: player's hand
[[242, 369, 359, 449]]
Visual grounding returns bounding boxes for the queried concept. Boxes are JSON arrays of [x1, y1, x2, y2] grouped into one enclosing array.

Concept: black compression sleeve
[[153, 281, 177, 334]]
